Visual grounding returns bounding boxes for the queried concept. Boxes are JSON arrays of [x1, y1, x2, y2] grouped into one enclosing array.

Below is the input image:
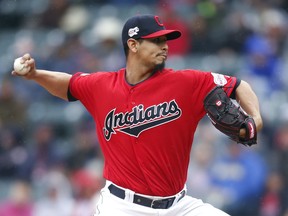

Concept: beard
[[152, 62, 165, 73]]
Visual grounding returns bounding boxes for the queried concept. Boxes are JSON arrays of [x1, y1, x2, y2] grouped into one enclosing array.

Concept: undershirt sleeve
[[229, 78, 241, 99], [67, 72, 83, 102], [67, 87, 78, 102]]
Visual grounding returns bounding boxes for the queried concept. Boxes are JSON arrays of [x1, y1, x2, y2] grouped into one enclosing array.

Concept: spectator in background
[[157, 6, 191, 56], [243, 8, 287, 93], [37, 0, 69, 29], [39, 5, 97, 74], [259, 172, 287, 216], [187, 139, 215, 200], [188, 119, 270, 215], [187, 15, 213, 54], [210, 144, 267, 216], [18, 122, 63, 181], [32, 169, 74, 216], [0, 180, 33, 216], [65, 119, 101, 172], [0, 76, 29, 180], [70, 169, 102, 216], [0, 77, 28, 129], [90, 16, 125, 71], [222, 11, 253, 53], [272, 121, 288, 213], [46, 36, 91, 73], [0, 127, 28, 179], [186, 119, 225, 201], [107, 0, 155, 6]]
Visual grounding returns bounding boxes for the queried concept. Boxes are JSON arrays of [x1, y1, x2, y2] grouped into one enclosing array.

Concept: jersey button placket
[[128, 87, 138, 144], [129, 88, 136, 107]]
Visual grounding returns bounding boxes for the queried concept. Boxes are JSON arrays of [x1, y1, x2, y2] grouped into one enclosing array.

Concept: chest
[[89, 79, 200, 141], [94, 78, 191, 118]]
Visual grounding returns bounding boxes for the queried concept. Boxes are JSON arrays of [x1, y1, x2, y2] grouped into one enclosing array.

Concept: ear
[[127, 39, 139, 53]]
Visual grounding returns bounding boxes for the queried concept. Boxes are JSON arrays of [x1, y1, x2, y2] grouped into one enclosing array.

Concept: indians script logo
[[103, 100, 182, 141]]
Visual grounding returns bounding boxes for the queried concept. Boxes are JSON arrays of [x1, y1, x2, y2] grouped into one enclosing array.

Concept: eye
[[152, 38, 161, 43], [150, 37, 167, 44]]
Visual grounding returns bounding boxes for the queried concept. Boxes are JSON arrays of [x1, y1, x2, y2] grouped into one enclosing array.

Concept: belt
[[108, 184, 186, 209]]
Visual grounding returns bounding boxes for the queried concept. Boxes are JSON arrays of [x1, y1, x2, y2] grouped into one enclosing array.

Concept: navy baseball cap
[[122, 14, 181, 45]]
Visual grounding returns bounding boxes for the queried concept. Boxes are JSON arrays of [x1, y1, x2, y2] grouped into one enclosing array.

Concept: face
[[136, 36, 168, 70]]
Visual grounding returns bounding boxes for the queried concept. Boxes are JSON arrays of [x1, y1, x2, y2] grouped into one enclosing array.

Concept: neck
[[125, 69, 155, 85], [125, 59, 155, 85]]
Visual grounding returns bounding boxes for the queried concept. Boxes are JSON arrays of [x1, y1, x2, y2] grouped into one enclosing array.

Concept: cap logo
[[154, 16, 164, 27], [128, 27, 139, 37]]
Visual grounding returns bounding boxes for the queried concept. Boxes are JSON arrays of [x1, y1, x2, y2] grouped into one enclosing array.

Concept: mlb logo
[[128, 27, 139, 37]]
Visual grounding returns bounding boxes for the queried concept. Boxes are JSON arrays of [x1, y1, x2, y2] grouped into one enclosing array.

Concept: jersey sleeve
[[68, 72, 106, 118], [179, 69, 240, 120], [68, 72, 80, 101], [67, 72, 95, 102], [207, 72, 239, 96], [190, 70, 240, 99], [229, 78, 241, 99]]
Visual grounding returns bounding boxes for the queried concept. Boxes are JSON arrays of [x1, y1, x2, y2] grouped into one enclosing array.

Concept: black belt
[[108, 184, 186, 209]]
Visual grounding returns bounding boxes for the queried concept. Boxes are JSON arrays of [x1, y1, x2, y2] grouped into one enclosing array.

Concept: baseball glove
[[203, 86, 257, 146]]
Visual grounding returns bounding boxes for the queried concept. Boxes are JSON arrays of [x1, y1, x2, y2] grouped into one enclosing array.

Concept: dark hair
[[123, 39, 143, 58]]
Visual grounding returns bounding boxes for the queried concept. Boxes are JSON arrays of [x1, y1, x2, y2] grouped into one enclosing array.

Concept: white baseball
[[13, 57, 30, 75]]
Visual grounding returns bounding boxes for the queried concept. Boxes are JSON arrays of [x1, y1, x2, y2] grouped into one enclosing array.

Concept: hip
[[93, 180, 230, 216]]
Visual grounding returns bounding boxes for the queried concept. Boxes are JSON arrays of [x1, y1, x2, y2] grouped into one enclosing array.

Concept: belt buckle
[[151, 198, 174, 209], [151, 199, 158, 208]]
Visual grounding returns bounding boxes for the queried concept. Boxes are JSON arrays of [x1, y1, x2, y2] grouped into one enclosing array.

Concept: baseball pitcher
[[12, 14, 263, 216]]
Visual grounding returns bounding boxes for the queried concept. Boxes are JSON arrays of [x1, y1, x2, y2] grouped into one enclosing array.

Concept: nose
[[162, 42, 168, 52]]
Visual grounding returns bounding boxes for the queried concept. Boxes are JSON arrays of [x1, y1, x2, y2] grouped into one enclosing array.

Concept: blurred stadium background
[[0, 0, 288, 215]]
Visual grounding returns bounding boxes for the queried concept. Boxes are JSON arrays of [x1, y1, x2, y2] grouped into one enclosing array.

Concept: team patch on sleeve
[[211, 72, 228, 86], [80, 73, 90, 76]]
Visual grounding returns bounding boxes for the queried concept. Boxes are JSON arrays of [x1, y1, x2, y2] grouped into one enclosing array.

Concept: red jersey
[[68, 68, 238, 196]]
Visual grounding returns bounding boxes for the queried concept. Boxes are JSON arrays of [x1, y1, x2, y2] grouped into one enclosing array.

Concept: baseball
[[13, 57, 30, 75]]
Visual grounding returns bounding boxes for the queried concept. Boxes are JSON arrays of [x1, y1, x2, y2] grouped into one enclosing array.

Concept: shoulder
[[162, 68, 235, 81], [161, 68, 211, 81], [162, 68, 209, 75], [71, 69, 124, 83]]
